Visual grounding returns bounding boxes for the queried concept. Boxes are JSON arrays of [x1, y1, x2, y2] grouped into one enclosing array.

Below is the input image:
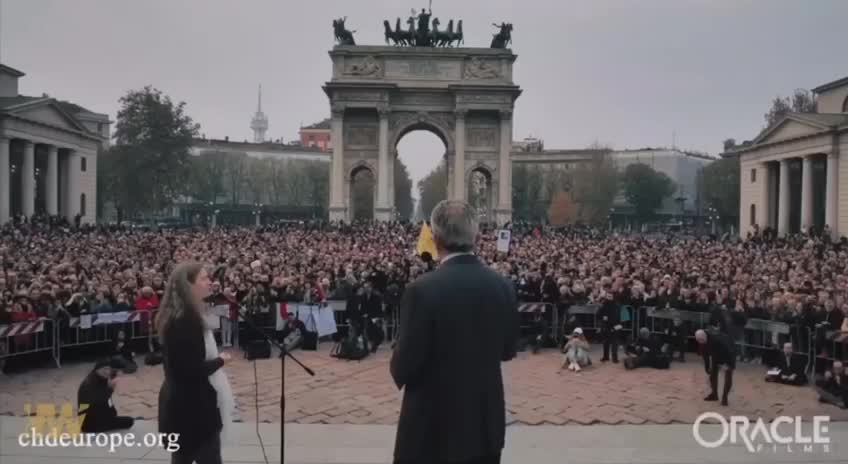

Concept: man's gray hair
[[430, 200, 478, 253]]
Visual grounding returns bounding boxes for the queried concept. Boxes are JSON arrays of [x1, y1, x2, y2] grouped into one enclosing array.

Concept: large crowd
[[2, 217, 848, 366]]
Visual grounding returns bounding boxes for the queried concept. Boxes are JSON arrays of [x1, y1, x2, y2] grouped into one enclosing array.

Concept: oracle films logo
[[693, 412, 831, 454]]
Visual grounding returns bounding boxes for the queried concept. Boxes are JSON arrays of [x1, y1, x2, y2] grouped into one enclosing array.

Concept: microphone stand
[[235, 304, 315, 464]]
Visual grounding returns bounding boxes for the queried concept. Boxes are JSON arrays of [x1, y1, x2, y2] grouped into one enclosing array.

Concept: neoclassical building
[[734, 75, 848, 238], [0, 63, 109, 224]]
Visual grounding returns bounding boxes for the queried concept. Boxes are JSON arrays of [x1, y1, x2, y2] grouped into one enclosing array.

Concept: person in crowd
[[77, 357, 135, 433], [134, 286, 160, 310], [598, 290, 621, 363], [561, 327, 591, 372], [696, 329, 736, 406], [766, 342, 808, 385], [111, 329, 138, 374], [663, 317, 686, 362], [391, 200, 519, 464], [157, 262, 234, 464], [625, 327, 670, 370], [816, 361, 847, 408], [358, 278, 384, 353]]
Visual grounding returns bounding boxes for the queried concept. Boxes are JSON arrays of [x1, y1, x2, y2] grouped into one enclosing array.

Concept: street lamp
[[608, 208, 615, 233], [252, 203, 263, 227]]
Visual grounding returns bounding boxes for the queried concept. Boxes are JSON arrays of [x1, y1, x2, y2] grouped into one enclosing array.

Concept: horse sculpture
[[490, 22, 512, 49], [333, 17, 356, 46], [385, 17, 415, 46], [431, 18, 452, 47]]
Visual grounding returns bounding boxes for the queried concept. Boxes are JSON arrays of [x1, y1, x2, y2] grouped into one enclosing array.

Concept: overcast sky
[[2, 0, 846, 190]]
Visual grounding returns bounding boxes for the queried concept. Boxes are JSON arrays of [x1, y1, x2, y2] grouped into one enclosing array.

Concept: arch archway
[[348, 162, 375, 222], [396, 127, 448, 221], [467, 164, 495, 224], [324, 45, 521, 225]]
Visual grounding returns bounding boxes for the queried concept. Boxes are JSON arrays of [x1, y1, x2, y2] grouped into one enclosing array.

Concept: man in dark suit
[[391, 200, 519, 464], [766, 342, 808, 385], [816, 361, 848, 408], [598, 290, 620, 363], [696, 329, 736, 406], [358, 279, 384, 353]]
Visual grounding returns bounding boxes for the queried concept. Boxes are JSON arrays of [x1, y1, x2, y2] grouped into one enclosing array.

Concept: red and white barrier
[[0, 319, 45, 337]]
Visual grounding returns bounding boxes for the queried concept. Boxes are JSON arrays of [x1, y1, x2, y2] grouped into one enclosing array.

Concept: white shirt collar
[[440, 252, 473, 264]]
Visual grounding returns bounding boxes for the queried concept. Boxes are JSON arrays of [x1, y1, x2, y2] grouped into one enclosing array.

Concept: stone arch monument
[[324, 42, 521, 224]]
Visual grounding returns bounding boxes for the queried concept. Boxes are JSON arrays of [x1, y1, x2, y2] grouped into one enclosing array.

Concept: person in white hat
[[561, 327, 591, 372]]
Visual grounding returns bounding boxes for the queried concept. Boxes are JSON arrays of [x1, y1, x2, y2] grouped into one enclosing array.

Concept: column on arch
[[375, 107, 391, 221], [329, 107, 346, 222], [453, 109, 467, 201], [496, 109, 513, 224]]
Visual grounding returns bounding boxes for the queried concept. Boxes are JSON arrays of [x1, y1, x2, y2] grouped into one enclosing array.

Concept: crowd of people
[[2, 217, 848, 399]]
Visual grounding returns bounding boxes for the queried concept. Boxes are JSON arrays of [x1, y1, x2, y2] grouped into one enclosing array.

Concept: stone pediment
[[12, 101, 89, 134], [754, 116, 828, 145]]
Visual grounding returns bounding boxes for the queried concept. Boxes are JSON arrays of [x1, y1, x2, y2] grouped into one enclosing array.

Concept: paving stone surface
[[2, 345, 846, 425]]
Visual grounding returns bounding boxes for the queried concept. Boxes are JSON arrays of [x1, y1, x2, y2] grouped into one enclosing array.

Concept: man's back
[[391, 254, 519, 463]]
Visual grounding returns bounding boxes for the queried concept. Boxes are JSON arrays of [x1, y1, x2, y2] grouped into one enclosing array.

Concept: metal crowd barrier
[[564, 304, 601, 337], [639, 306, 814, 371], [325, 300, 400, 343], [0, 318, 59, 369], [518, 303, 558, 342], [59, 309, 159, 366], [814, 329, 848, 374]]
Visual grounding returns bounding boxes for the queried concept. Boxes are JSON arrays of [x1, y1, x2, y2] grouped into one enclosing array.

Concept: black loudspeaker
[[301, 331, 318, 351], [245, 340, 271, 360]]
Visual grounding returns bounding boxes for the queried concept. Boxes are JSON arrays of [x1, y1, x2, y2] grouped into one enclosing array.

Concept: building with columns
[[734, 75, 848, 238], [0, 63, 110, 225]]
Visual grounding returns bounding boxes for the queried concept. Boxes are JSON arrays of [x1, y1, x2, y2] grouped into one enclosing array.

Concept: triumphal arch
[[325, 15, 521, 223]]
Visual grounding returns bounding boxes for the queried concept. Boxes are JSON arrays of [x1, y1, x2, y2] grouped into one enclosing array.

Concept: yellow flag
[[416, 222, 438, 259]]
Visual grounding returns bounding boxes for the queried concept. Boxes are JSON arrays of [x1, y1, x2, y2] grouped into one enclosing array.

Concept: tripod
[[235, 305, 314, 464]]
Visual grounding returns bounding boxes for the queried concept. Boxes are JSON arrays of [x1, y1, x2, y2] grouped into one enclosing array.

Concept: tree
[[722, 138, 737, 151], [187, 150, 228, 204], [111, 86, 199, 214], [394, 158, 414, 220], [417, 162, 448, 220], [764, 89, 816, 128], [697, 157, 740, 225], [547, 190, 578, 226], [512, 164, 547, 221], [622, 163, 676, 221], [303, 161, 329, 207], [572, 146, 618, 224]]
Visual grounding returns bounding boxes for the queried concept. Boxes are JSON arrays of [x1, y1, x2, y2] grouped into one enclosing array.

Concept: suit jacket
[[598, 300, 619, 331], [390, 254, 519, 463], [703, 330, 736, 371], [157, 313, 223, 456], [358, 290, 384, 319], [774, 353, 808, 380]]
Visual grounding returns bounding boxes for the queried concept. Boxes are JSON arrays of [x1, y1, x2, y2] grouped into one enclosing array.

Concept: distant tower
[[250, 84, 268, 143]]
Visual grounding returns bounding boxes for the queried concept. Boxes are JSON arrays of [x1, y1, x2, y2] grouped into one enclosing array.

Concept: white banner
[[496, 229, 511, 253], [203, 313, 220, 330], [315, 306, 338, 337], [212, 305, 229, 318], [80, 314, 93, 329]]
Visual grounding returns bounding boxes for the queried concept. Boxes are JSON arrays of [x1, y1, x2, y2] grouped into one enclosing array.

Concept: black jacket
[[390, 254, 519, 463], [703, 330, 736, 370], [773, 353, 808, 382], [77, 371, 117, 433], [157, 313, 223, 456], [598, 299, 619, 331], [358, 290, 383, 319]]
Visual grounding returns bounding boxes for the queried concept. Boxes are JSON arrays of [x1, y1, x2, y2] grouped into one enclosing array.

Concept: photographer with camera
[[77, 357, 135, 433]]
